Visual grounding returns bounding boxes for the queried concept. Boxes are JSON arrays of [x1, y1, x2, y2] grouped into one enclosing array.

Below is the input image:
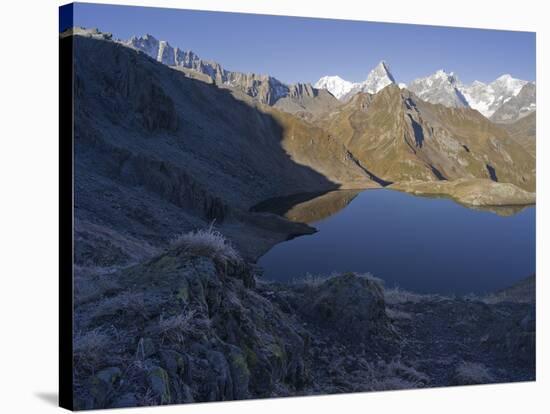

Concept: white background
[[0, 0, 547, 412]]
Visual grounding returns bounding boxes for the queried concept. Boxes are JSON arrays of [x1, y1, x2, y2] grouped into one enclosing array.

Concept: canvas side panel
[[59, 3, 74, 410]]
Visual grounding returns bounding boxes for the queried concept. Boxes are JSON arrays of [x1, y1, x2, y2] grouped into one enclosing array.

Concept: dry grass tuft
[[155, 311, 198, 344], [171, 226, 241, 266]]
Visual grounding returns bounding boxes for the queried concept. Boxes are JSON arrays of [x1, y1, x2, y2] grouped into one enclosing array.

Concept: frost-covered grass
[[385, 307, 413, 321], [384, 286, 450, 305], [171, 226, 241, 266], [74, 265, 122, 306], [366, 359, 430, 391], [155, 311, 197, 344], [293, 271, 383, 287], [73, 329, 111, 373], [91, 291, 148, 320], [453, 361, 495, 385]]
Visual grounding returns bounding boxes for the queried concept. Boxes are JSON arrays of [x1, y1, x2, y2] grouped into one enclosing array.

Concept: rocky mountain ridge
[[124, 33, 337, 109]]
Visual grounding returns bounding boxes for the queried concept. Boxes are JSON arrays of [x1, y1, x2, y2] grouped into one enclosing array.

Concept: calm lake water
[[256, 189, 535, 295]]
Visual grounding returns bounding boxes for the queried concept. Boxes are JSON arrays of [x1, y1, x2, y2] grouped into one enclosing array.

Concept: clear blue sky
[[62, 2, 536, 85]]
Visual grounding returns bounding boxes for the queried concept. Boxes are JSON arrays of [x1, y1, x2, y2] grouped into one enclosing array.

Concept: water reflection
[[252, 188, 531, 224], [256, 189, 535, 294], [252, 190, 361, 224]]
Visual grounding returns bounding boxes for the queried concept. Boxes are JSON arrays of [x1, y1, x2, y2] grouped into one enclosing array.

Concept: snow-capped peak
[[496, 73, 513, 81], [490, 74, 527, 96], [362, 60, 396, 93], [407, 70, 467, 107], [458, 74, 529, 117], [314, 75, 356, 99], [315, 60, 396, 100]]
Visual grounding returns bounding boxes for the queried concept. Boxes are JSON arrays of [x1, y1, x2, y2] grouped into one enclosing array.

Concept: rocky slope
[[123, 32, 341, 117], [320, 85, 535, 191], [491, 83, 536, 123], [70, 31, 378, 265], [502, 111, 536, 157], [72, 242, 535, 409]]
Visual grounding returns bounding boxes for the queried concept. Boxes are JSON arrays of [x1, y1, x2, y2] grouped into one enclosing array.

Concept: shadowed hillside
[[71, 34, 375, 264]]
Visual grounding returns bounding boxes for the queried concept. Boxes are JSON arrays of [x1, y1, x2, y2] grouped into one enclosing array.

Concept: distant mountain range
[[316, 67, 535, 123], [115, 28, 535, 123]]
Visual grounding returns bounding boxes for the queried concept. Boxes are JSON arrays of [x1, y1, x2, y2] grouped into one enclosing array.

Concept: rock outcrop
[[124, 32, 340, 115], [491, 82, 536, 123], [73, 245, 536, 409]]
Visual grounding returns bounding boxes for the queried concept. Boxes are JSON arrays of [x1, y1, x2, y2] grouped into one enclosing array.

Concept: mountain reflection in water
[[253, 189, 535, 294], [252, 190, 361, 224]]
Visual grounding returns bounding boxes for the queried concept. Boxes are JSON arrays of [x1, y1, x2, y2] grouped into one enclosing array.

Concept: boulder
[[299, 273, 391, 344]]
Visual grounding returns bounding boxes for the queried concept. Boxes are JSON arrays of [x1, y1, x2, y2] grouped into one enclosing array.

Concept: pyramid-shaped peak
[[362, 61, 396, 94], [373, 61, 395, 80], [378, 60, 391, 69]]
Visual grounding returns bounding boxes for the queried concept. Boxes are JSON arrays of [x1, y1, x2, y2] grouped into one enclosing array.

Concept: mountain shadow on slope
[[70, 34, 373, 265]]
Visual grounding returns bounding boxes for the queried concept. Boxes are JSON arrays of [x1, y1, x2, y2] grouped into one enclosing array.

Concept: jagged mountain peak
[[121, 31, 338, 108], [490, 74, 527, 94], [362, 60, 396, 92], [461, 74, 531, 118], [422, 69, 460, 86], [315, 60, 396, 101], [407, 69, 467, 107], [376, 60, 395, 77]]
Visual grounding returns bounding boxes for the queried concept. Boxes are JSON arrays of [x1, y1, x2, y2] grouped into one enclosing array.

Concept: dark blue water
[[257, 189, 535, 294]]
